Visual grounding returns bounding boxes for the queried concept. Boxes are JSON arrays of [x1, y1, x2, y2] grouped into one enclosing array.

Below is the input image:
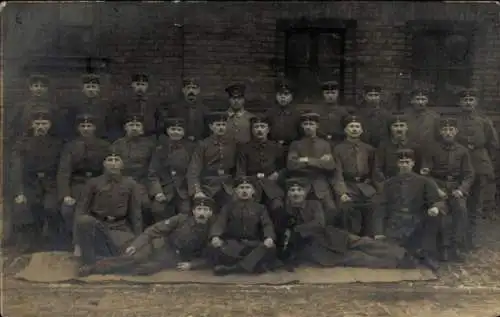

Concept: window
[[58, 3, 96, 56], [407, 21, 475, 106]]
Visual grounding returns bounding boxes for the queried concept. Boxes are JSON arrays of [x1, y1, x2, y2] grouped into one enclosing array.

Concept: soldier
[[455, 88, 499, 239], [187, 112, 237, 207], [208, 176, 276, 275], [112, 113, 157, 224], [333, 115, 377, 236], [317, 80, 351, 146], [374, 112, 420, 189], [356, 84, 391, 148], [374, 149, 443, 270], [225, 83, 256, 144], [168, 78, 209, 142], [405, 88, 439, 150], [78, 73, 108, 139], [73, 148, 143, 276], [420, 117, 474, 261], [287, 112, 337, 223], [11, 110, 65, 252], [148, 118, 196, 222], [58, 113, 111, 240], [236, 115, 286, 252], [264, 78, 301, 148]]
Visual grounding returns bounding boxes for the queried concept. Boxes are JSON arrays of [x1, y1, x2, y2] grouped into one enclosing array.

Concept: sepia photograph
[[1, 1, 500, 316]]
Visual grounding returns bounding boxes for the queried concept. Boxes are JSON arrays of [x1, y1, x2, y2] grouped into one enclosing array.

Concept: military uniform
[[225, 83, 256, 144], [57, 114, 111, 235], [149, 118, 197, 221], [287, 112, 337, 221], [405, 88, 440, 149], [333, 115, 377, 236], [317, 80, 351, 145], [11, 110, 65, 251], [77, 74, 108, 140], [74, 150, 143, 268], [209, 177, 276, 274], [421, 117, 474, 257], [187, 112, 237, 206], [168, 79, 209, 141], [356, 85, 391, 148]]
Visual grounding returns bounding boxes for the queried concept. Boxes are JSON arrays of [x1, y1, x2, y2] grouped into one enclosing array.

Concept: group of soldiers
[[6, 71, 499, 276]]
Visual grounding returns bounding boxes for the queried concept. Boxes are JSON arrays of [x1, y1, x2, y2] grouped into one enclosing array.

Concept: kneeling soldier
[[74, 148, 143, 276], [209, 176, 276, 275], [421, 117, 474, 261]]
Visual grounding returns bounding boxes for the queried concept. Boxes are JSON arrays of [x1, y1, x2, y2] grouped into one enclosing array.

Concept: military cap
[[342, 114, 362, 128], [28, 74, 49, 86], [105, 146, 121, 159], [124, 113, 144, 123], [82, 73, 100, 85], [75, 113, 96, 125], [397, 149, 415, 161], [164, 117, 186, 129], [192, 197, 216, 211], [363, 84, 382, 93], [321, 80, 339, 91], [131, 73, 149, 83], [388, 112, 408, 127], [458, 87, 478, 98], [286, 177, 311, 191], [205, 112, 228, 124], [233, 176, 256, 188], [439, 117, 458, 128], [275, 78, 294, 93], [183, 78, 199, 87], [300, 111, 320, 123], [225, 83, 246, 98], [250, 114, 271, 126], [30, 109, 52, 122]]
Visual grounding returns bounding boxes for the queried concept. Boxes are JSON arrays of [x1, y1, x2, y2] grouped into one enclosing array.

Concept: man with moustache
[[356, 84, 391, 148], [405, 88, 440, 150], [225, 83, 256, 144], [287, 112, 337, 223], [420, 117, 474, 261], [236, 115, 287, 254], [333, 115, 377, 236], [209, 176, 276, 275], [73, 148, 143, 276], [148, 118, 197, 222], [169, 78, 209, 142], [187, 112, 237, 207], [11, 110, 65, 252]]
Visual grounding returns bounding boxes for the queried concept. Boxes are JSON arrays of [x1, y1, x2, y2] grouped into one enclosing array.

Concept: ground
[[2, 218, 500, 317]]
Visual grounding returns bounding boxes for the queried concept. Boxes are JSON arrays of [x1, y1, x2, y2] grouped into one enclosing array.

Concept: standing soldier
[[58, 113, 111, 240], [287, 112, 337, 222], [169, 78, 209, 142], [405, 88, 439, 150], [73, 148, 143, 276], [11, 110, 65, 252], [356, 84, 391, 148], [420, 117, 474, 261], [148, 118, 197, 222], [264, 78, 301, 149], [455, 88, 499, 238], [78, 73, 108, 140], [333, 115, 377, 236], [225, 83, 256, 144], [317, 80, 351, 146], [187, 112, 237, 207]]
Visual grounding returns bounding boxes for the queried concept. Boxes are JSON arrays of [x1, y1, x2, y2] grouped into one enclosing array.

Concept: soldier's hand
[[268, 172, 279, 181], [257, 173, 265, 179], [176, 262, 192, 271], [211, 236, 223, 248], [63, 196, 76, 206], [194, 191, 207, 199], [340, 194, 352, 203], [427, 206, 440, 217], [155, 193, 167, 202], [125, 246, 136, 256], [452, 189, 464, 198], [374, 235, 386, 240], [263, 237, 275, 248], [438, 189, 448, 199], [298, 157, 309, 163], [420, 168, 430, 175], [14, 194, 27, 204], [320, 154, 332, 161]]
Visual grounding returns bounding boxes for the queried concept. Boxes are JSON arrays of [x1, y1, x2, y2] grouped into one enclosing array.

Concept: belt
[[90, 212, 127, 222]]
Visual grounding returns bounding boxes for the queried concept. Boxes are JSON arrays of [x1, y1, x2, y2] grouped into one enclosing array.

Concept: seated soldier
[[375, 149, 444, 271], [208, 176, 276, 275], [333, 115, 377, 236], [74, 148, 143, 276], [421, 117, 474, 261], [149, 118, 196, 223]]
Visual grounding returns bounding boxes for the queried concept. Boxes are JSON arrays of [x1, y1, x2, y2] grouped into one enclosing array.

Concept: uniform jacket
[[374, 138, 421, 184], [112, 136, 157, 182], [317, 104, 351, 143], [169, 99, 209, 141], [226, 109, 256, 144], [264, 105, 301, 144], [123, 93, 161, 137], [356, 106, 391, 148], [405, 108, 440, 147]]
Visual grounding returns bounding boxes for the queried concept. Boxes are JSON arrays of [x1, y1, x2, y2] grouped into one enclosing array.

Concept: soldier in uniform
[[455, 88, 499, 239], [420, 117, 474, 261], [148, 118, 196, 222], [208, 176, 276, 275], [287, 112, 337, 223], [225, 83, 256, 144], [74, 148, 143, 276], [58, 113, 111, 240], [333, 115, 377, 236], [264, 78, 301, 148], [168, 78, 209, 142], [78, 73, 108, 140], [236, 115, 286, 252], [374, 149, 443, 270], [11, 110, 65, 252], [356, 84, 391, 148], [187, 112, 237, 207], [317, 80, 351, 146], [112, 113, 157, 224], [405, 88, 440, 151]]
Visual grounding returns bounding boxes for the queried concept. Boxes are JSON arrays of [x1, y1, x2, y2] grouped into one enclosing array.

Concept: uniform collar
[[440, 141, 457, 150], [104, 172, 123, 183], [391, 137, 408, 145]]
